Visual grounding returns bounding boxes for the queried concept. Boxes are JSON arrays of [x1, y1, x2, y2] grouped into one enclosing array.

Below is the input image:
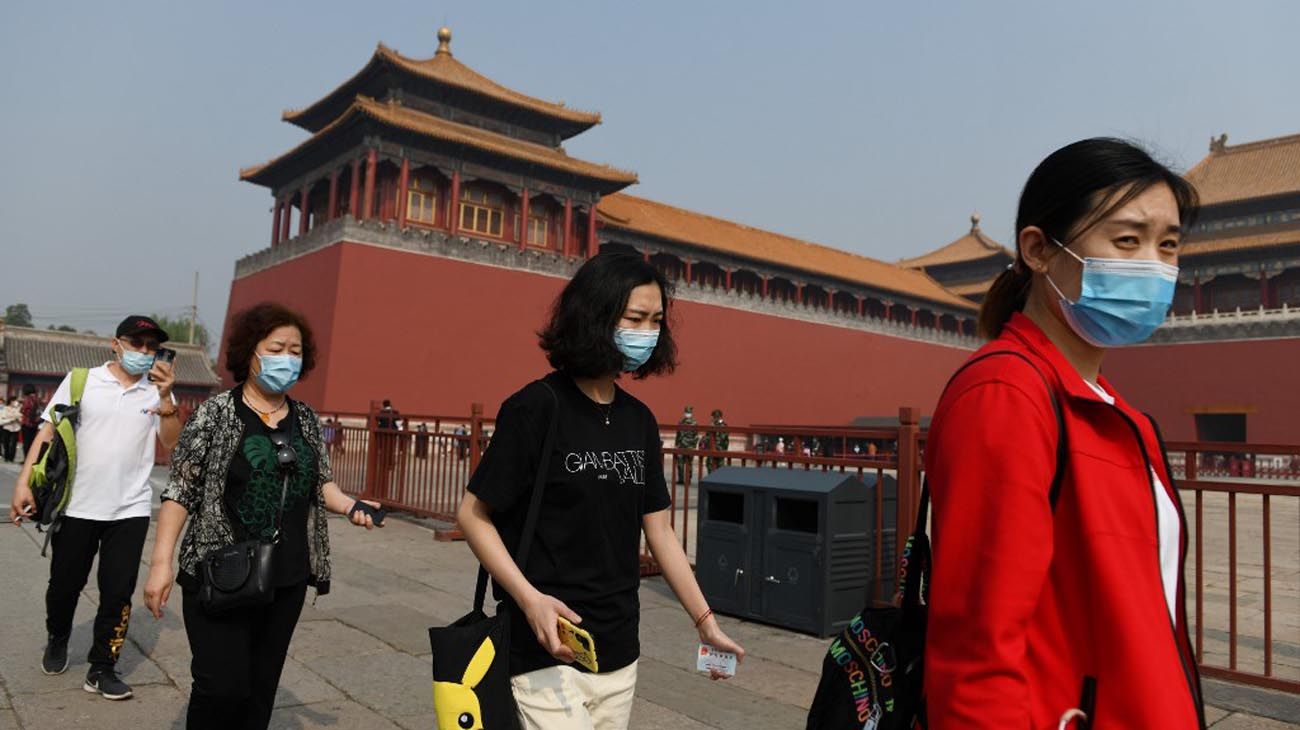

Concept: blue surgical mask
[[119, 349, 156, 376], [255, 355, 303, 393], [1046, 239, 1178, 347], [614, 328, 660, 372]]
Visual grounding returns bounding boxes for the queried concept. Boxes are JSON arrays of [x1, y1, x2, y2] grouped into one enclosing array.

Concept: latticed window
[[460, 187, 504, 237], [407, 177, 437, 224], [527, 214, 550, 246]]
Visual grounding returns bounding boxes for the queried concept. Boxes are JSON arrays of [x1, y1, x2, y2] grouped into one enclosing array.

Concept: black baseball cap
[[115, 315, 170, 343]]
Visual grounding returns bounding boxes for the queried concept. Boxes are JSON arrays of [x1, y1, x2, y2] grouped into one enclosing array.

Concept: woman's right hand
[[521, 590, 581, 663], [142, 563, 174, 619]]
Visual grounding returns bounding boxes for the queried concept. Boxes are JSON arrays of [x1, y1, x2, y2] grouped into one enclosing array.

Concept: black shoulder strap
[[473, 381, 560, 612]]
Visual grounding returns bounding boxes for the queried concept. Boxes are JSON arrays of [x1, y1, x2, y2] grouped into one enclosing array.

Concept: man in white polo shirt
[[9, 315, 181, 701]]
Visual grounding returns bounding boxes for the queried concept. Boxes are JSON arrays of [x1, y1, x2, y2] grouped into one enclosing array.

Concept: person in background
[[0, 396, 20, 462], [18, 383, 42, 459], [705, 409, 729, 473], [674, 406, 699, 485]]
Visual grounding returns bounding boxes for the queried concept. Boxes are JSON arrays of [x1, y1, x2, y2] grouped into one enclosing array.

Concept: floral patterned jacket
[[162, 389, 334, 595]]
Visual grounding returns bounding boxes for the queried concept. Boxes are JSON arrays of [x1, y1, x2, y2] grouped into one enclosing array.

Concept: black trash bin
[[696, 466, 896, 637]]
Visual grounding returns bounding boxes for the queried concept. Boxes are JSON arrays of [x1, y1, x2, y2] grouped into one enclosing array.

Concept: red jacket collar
[[1000, 312, 1127, 409]]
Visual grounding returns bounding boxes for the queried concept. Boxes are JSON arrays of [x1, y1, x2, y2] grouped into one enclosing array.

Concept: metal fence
[[326, 400, 1297, 694]]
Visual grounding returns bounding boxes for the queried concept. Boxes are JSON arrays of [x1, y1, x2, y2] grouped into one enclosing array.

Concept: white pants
[[511, 660, 638, 730]]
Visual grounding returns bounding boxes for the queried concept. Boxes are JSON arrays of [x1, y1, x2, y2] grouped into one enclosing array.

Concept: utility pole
[[189, 271, 199, 344]]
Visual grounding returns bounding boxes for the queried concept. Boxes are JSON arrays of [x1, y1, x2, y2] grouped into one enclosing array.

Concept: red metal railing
[[322, 401, 1298, 694], [1163, 440, 1300, 693]]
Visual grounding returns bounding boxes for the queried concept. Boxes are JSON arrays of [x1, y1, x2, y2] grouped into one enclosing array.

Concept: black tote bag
[[430, 383, 558, 730]]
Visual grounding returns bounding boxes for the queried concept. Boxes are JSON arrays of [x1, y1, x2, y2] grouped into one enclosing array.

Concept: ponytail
[[977, 265, 1032, 340]]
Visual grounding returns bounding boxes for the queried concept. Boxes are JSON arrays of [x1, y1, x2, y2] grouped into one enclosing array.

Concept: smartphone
[[557, 616, 599, 673], [150, 347, 177, 382]]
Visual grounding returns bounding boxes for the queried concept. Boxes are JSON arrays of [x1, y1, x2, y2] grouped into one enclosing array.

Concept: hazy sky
[[2, 0, 1297, 341]]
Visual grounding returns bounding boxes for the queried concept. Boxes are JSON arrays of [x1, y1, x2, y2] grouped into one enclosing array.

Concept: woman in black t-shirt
[[459, 252, 745, 729], [143, 303, 384, 730]]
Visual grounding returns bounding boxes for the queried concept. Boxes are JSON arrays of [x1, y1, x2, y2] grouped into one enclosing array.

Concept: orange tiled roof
[[948, 278, 997, 297], [597, 194, 976, 310], [1185, 132, 1300, 206], [242, 96, 637, 186], [283, 42, 601, 128], [898, 216, 1012, 269], [1182, 227, 1300, 257]]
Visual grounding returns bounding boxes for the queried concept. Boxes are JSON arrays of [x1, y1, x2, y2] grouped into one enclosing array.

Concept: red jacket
[[923, 313, 1204, 729]]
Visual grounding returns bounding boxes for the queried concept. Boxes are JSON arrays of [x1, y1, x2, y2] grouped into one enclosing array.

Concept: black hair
[[979, 138, 1199, 339], [539, 251, 678, 379]]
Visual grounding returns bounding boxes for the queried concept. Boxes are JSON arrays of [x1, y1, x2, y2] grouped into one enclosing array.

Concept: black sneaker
[[41, 634, 69, 675], [83, 666, 133, 700]]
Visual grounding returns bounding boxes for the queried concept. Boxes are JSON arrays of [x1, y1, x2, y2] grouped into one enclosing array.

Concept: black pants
[[46, 516, 150, 667], [0, 429, 16, 461], [181, 581, 307, 730], [20, 425, 39, 459]]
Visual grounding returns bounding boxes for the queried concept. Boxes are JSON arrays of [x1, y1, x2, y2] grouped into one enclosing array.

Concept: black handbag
[[806, 351, 1068, 730], [429, 382, 559, 730], [199, 415, 298, 615]]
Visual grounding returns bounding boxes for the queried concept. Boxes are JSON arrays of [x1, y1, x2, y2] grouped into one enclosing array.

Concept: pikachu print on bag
[[434, 636, 496, 730]]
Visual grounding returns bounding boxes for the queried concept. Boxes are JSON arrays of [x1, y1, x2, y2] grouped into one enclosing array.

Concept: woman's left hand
[[698, 616, 745, 681], [348, 499, 383, 529]]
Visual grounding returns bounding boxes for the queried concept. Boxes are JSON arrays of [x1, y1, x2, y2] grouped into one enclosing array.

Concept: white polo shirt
[[42, 364, 174, 521]]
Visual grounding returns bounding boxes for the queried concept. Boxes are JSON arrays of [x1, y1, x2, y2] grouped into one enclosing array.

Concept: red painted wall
[[224, 242, 972, 423], [1104, 338, 1300, 443]]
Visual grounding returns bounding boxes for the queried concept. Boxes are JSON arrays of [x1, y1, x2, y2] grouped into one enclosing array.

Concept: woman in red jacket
[[924, 138, 1205, 729]]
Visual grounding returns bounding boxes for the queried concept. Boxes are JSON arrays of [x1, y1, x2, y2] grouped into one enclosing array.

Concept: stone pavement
[[1, 463, 1297, 729]]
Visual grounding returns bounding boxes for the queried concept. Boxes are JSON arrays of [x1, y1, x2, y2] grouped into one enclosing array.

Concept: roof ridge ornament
[[1209, 133, 1228, 153], [436, 26, 452, 56], [970, 212, 981, 232]]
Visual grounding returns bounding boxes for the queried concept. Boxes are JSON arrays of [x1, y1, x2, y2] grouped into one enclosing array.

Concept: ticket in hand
[[696, 643, 737, 677], [557, 616, 599, 673]]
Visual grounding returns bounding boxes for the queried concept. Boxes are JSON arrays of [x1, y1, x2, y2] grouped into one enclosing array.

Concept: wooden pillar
[[396, 158, 410, 228], [298, 186, 310, 235], [586, 205, 598, 257], [1193, 275, 1202, 314], [279, 196, 292, 242], [270, 198, 282, 246], [724, 268, 733, 291], [761, 276, 769, 298], [884, 302, 893, 320], [856, 296, 865, 317], [910, 308, 918, 327], [326, 170, 340, 222], [795, 283, 804, 305], [684, 260, 694, 285], [348, 157, 361, 217], [562, 198, 573, 257], [643, 249, 652, 263], [362, 149, 378, 221], [449, 171, 461, 236], [1260, 267, 1270, 308], [518, 188, 530, 251]]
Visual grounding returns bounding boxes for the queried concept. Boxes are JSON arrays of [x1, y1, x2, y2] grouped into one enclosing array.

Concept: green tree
[[149, 313, 210, 347], [47, 324, 77, 332], [4, 303, 33, 327]]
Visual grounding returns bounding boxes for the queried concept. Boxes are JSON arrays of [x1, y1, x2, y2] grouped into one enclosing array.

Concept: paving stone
[[10, 684, 187, 730], [1210, 714, 1300, 730], [273, 657, 346, 709], [307, 651, 432, 718], [635, 655, 808, 730], [267, 700, 403, 730]]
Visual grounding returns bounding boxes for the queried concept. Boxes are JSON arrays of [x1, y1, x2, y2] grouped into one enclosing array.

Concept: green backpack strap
[[69, 368, 89, 406]]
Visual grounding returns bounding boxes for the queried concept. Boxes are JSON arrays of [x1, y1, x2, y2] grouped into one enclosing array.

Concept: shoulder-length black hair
[[979, 137, 1199, 339], [539, 251, 678, 379]]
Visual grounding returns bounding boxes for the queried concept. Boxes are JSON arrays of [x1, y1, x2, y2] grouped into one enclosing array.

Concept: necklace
[[242, 390, 287, 425], [593, 400, 613, 426]]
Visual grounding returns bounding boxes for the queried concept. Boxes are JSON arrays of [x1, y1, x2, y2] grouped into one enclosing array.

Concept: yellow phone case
[[557, 617, 599, 673]]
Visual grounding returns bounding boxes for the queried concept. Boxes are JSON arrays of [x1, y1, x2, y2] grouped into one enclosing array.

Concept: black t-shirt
[[467, 372, 672, 676], [224, 394, 316, 587]]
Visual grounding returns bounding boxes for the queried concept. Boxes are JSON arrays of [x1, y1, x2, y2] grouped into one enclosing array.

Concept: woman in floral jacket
[[142, 302, 382, 730]]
